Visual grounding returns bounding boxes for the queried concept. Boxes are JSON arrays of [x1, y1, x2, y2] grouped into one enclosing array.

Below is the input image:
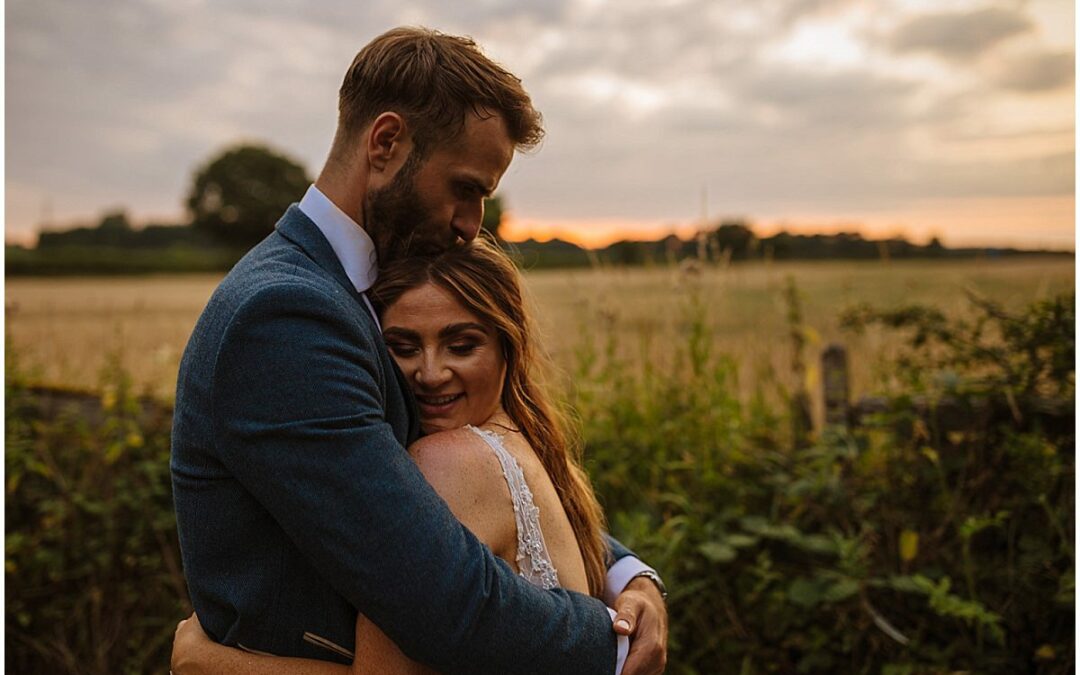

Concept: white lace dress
[[466, 425, 560, 589]]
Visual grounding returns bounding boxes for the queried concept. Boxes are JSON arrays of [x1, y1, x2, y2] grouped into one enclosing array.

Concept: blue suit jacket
[[171, 206, 631, 673]]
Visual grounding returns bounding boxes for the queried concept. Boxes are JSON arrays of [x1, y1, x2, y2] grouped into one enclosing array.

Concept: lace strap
[[467, 425, 560, 590]]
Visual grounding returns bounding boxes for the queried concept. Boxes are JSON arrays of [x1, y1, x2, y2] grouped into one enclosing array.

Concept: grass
[[5, 257, 1074, 404]]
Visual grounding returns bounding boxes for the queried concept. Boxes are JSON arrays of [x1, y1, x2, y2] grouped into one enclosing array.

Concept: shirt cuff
[[604, 556, 657, 607], [606, 607, 630, 675]]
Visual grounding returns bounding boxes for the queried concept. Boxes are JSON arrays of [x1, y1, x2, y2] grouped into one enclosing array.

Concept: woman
[[172, 235, 609, 673]]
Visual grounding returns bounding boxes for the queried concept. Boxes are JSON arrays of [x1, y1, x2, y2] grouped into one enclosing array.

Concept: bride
[[172, 236, 614, 673]]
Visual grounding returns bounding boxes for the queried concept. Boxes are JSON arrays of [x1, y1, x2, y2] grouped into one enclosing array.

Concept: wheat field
[[5, 257, 1073, 403]]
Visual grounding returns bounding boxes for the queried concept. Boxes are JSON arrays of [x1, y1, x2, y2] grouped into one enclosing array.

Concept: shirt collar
[[298, 184, 378, 293]]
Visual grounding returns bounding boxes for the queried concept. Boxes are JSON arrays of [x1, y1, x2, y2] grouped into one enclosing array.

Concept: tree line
[[6, 143, 1071, 275]]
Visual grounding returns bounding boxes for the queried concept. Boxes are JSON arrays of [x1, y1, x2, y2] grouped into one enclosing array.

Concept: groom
[[172, 27, 667, 674]]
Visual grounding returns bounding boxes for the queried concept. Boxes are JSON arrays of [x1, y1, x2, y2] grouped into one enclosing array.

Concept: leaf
[[883, 575, 923, 594], [899, 530, 919, 562], [739, 515, 769, 532], [824, 577, 860, 603], [725, 533, 759, 548], [788, 578, 824, 608], [700, 541, 737, 563], [794, 533, 838, 556], [959, 511, 1009, 540]]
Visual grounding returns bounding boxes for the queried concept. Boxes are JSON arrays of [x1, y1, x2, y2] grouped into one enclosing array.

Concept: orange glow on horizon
[[500, 216, 698, 249], [501, 195, 1075, 251]]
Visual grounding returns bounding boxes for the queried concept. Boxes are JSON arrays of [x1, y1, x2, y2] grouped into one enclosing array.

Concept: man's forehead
[[438, 116, 514, 180], [451, 111, 512, 150]]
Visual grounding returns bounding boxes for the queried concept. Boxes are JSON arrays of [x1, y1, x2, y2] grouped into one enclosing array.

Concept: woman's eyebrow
[[382, 326, 420, 340], [438, 322, 488, 338]]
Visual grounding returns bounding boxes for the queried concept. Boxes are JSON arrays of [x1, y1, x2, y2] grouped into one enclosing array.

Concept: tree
[[97, 210, 132, 234], [708, 220, 757, 260], [187, 143, 311, 250], [482, 195, 505, 240]]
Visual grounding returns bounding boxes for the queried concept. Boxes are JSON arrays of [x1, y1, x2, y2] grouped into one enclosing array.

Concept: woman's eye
[[449, 343, 478, 355], [387, 343, 419, 357]]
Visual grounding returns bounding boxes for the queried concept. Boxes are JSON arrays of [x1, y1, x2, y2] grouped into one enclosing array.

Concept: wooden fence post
[[822, 344, 850, 429]]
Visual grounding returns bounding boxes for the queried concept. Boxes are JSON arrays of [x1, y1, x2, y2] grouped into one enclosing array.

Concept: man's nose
[[452, 202, 484, 242]]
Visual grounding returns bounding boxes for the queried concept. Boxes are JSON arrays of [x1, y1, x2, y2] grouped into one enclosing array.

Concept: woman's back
[[467, 424, 590, 594], [408, 420, 591, 596]]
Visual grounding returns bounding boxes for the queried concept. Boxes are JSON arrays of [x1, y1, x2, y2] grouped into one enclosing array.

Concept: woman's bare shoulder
[[407, 427, 514, 555], [408, 427, 496, 477]]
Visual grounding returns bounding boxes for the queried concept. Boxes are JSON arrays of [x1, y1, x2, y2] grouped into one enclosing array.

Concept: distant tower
[[40, 197, 53, 228], [37, 197, 54, 246]]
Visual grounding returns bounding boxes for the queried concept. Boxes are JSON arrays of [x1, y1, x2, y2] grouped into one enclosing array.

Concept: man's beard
[[364, 152, 454, 265]]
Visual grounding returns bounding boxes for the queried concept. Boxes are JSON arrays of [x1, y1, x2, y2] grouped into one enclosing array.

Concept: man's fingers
[[613, 586, 668, 673], [622, 632, 663, 675], [612, 595, 644, 635]]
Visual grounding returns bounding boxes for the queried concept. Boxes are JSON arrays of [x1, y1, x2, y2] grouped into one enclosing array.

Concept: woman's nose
[[415, 357, 451, 387]]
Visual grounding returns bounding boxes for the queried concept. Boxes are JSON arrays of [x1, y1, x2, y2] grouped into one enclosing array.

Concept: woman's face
[[382, 282, 507, 434]]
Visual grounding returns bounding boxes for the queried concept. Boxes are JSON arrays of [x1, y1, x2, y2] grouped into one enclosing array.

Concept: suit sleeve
[[605, 534, 635, 564], [210, 283, 618, 675]]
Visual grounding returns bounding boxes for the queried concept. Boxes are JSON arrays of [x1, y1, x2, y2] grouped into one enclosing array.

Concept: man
[[171, 27, 667, 674]]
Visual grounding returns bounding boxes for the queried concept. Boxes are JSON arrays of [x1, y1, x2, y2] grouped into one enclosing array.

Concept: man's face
[[365, 111, 515, 264]]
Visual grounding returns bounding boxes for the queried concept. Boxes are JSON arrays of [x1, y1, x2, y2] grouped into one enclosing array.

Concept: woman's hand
[[170, 612, 349, 675], [171, 613, 214, 675]]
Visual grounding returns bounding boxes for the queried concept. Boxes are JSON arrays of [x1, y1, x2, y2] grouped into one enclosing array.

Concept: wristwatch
[[630, 569, 668, 600]]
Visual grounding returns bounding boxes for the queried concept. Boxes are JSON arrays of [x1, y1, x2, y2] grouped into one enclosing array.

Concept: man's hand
[[612, 577, 668, 675]]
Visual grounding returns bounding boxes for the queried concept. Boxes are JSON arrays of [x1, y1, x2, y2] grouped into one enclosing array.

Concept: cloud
[[890, 7, 1033, 62], [993, 49, 1075, 92], [4, 0, 1073, 245], [776, 0, 859, 28], [731, 65, 920, 128]]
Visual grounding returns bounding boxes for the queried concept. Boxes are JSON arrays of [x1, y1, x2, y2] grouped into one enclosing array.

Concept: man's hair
[[336, 26, 543, 156]]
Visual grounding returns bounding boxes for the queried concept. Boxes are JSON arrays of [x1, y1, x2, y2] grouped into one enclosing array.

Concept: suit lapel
[[276, 204, 421, 445], [275, 205, 360, 302]]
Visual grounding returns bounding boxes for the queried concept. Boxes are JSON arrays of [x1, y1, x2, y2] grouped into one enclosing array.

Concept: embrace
[[170, 27, 668, 675]]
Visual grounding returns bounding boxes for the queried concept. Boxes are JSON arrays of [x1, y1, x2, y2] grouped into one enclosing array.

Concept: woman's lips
[[415, 392, 464, 416]]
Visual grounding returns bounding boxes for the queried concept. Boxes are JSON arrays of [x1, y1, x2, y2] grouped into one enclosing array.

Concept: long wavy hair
[[370, 236, 608, 597]]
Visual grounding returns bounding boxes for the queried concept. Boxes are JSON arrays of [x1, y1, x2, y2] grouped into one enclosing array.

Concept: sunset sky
[[6, 0, 1075, 250]]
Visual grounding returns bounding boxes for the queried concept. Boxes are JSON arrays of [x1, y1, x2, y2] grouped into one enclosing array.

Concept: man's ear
[[367, 112, 410, 173]]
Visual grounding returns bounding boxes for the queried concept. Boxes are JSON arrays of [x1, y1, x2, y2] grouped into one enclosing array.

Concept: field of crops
[[6, 257, 1074, 403]]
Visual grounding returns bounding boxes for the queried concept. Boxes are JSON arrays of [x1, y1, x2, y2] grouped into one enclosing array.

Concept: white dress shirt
[[298, 184, 651, 673], [298, 185, 382, 330]]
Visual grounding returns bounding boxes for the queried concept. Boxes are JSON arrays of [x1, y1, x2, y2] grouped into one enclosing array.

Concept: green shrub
[[574, 284, 1074, 674], [6, 348, 188, 674]]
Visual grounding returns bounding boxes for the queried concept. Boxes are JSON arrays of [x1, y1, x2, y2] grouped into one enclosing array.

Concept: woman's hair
[[370, 236, 608, 597]]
